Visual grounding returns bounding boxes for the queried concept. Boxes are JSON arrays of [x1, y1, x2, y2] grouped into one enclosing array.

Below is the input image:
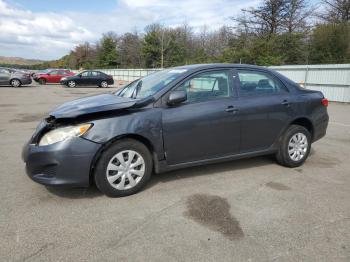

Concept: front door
[[47, 70, 58, 83], [79, 71, 92, 85], [162, 69, 241, 165]]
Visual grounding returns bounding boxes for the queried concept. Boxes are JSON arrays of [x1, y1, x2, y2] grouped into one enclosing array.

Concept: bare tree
[[321, 0, 350, 23], [119, 32, 143, 68], [282, 0, 313, 33], [234, 0, 287, 36]]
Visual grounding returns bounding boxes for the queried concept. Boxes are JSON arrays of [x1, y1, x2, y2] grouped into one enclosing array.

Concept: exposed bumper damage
[[23, 136, 101, 186], [22, 94, 156, 187]]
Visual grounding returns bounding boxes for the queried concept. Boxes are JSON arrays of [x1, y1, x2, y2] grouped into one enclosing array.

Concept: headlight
[[39, 123, 92, 146]]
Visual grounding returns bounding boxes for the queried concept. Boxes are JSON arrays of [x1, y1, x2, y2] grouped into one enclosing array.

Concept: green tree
[[97, 32, 119, 68], [309, 23, 350, 64], [277, 33, 308, 64], [142, 27, 161, 68]]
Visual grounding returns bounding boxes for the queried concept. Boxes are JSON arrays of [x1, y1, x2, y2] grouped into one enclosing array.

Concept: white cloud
[[0, 0, 259, 60], [0, 0, 95, 60]]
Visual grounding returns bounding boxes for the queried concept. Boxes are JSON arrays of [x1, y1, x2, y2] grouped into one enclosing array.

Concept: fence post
[[304, 65, 309, 88]]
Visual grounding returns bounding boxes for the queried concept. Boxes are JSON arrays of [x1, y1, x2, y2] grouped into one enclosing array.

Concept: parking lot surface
[[1, 83, 349, 261]]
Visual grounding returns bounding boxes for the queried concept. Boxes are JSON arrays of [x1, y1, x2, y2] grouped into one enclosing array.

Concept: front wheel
[[100, 81, 108, 88], [94, 139, 153, 197], [10, 79, 21, 87], [67, 80, 76, 88], [275, 125, 311, 167]]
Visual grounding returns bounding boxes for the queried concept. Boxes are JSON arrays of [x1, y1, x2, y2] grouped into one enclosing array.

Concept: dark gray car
[[22, 64, 329, 197], [0, 68, 32, 87]]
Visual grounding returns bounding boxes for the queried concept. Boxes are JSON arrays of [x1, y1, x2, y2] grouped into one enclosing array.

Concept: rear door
[[162, 69, 241, 165], [90, 71, 101, 85], [235, 69, 294, 153], [0, 69, 10, 84], [56, 70, 67, 82]]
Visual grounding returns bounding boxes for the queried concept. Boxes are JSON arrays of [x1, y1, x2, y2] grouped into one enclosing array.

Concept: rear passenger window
[[91, 72, 100, 77], [176, 71, 230, 103], [237, 70, 287, 96]]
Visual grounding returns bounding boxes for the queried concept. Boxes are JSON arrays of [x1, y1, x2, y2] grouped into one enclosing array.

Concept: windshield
[[116, 68, 187, 99]]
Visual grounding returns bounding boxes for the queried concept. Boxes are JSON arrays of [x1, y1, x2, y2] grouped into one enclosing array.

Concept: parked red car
[[33, 69, 75, 85]]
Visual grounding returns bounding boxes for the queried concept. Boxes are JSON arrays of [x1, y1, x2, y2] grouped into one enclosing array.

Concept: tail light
[[322, 98, 329, 107]]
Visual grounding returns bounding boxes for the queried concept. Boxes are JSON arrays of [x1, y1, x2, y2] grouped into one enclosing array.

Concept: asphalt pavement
[[0, 83, 349, 261]]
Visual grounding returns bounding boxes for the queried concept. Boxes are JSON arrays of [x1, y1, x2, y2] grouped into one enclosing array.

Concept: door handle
[[281, 100, 290, 106], [225, 106, 239, 113]]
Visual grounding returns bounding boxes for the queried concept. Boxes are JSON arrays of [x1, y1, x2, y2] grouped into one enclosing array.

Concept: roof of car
[[174, 63, 267, 71], [168, 63, 295, 87], [81, 70, 103, 72]]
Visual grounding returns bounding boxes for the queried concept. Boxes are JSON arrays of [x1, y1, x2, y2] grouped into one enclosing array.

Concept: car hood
[[49, 93, 139, 119]]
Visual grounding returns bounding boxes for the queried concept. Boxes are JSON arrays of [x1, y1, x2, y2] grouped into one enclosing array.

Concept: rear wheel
[[100, 81, 108, 88], [275, 125, 311, 167], [38, 78, 46, 85], [94, 139, 153, 197], [67, 80, 76, 88], [10, 79, 21, 87]]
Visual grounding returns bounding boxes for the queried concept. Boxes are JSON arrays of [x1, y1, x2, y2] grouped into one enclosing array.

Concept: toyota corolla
[[22, 64, 329, 197]]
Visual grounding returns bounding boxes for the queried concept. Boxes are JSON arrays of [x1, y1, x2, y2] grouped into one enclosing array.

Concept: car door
[[90, 71, 101, 85], [79, 71, 91, 85], [56, 70, 67, 82], [0, 69, 10, 84], [162, 69, 241, 165], [47, 70, 59, 83], [235, 69, 295, 153]]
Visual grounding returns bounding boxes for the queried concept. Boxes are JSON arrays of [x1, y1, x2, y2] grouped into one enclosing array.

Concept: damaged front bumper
[[22, 121, 101, 187]]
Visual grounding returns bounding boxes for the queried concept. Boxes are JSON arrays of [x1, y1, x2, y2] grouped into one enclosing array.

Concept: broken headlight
[[38, 123, 92, 146]]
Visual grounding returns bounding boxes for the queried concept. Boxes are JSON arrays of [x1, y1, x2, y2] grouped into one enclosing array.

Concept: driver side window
[[175, 70, 230, 103], [81, 71, 90, 77]]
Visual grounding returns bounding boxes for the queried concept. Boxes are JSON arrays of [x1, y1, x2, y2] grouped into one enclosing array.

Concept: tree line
[[35, 0, 350, 69]]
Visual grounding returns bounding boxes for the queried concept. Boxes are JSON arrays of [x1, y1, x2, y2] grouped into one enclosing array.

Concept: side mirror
[[167, 90, 187, 106]]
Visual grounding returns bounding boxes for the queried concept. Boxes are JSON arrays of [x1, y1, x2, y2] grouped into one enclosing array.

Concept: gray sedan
[[22, 64, 329, 197], [0, 68, 32, 87]]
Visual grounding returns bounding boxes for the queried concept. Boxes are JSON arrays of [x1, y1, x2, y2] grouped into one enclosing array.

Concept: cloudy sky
[[0, 0, 260, 60]]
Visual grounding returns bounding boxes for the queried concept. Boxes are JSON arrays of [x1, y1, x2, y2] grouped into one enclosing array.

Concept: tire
[[10, 79, 21, 87], [275, 125, 311, 168], [38, 78, 46, 85], [67, 80, 76, 88], [94, 139, 153, 197], [100, 81, 108, 88]]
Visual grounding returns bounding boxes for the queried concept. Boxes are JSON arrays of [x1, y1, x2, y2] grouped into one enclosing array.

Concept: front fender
[[83, 108, 164, 158]]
